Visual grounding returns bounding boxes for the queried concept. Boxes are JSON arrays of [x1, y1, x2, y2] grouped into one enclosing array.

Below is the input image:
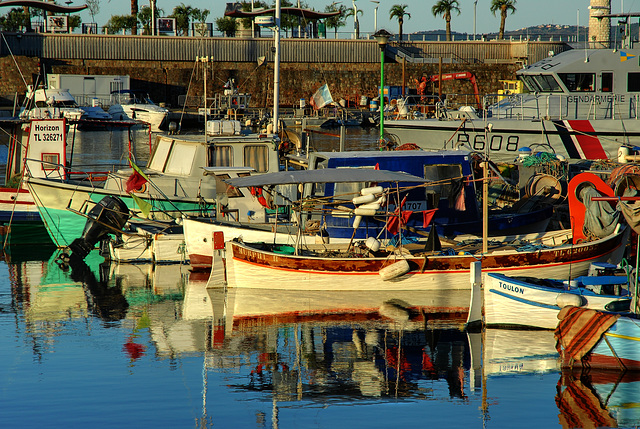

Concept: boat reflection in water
[[207, 284, 470, 400], [557, 370, 640, 429], [7, 249, 640, 427]]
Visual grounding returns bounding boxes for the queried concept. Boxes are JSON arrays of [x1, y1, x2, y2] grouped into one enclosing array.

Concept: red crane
[[429, 72, 481, 110]]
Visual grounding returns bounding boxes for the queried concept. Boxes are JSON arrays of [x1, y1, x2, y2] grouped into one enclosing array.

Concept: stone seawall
[[0, 56, 518, 109]]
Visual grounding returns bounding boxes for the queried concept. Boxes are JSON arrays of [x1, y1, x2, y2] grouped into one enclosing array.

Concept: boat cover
[[224, 168, 429, 188]]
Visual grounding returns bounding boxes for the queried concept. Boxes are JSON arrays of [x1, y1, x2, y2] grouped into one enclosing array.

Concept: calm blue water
[[1, 128, 638, 428]]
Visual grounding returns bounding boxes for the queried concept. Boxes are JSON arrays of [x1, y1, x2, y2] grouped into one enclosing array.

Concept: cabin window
[[148, 138, 173, 171], [244, 145, 269, 172], [519, 75, 539, 92], [41, 153, 60, 171], [558, 73, 595, 92], [530, 75, 562, 92], [424, 164, 463, 204], [165, 141, 196, 175], [601, 72, 613, 92], [628, 73, 640, 92], [210, 145, 232, 167]]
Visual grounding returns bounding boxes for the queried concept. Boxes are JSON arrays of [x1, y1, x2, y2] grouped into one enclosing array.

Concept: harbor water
[[1, 127, 637, 428]]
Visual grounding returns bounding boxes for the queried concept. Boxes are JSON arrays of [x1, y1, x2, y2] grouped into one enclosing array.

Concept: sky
[[82, 0, 637, 36]]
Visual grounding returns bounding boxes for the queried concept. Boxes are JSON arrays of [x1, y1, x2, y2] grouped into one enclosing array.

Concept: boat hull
[[562, 316, 640, 370], [0, 186, 40, 223], [225, 227, 628, 291], [385, 117, 636, 161], [26, 177, 212, 248], [484, 273, 631, 329]]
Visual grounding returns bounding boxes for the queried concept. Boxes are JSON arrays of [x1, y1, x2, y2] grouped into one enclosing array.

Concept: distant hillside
[[410, 22, 639, 43]]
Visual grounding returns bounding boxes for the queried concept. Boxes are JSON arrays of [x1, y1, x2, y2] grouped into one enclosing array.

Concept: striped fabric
[[556, 377, 616, 428], [554, 306, 620, 362]]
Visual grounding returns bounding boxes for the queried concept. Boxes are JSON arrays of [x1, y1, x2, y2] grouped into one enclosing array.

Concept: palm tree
[[431, 0, 460, 41], [345, 6, 363, 39], [389, 4, 410, 42], [130, 0, 138, 34], [490, 0, 516, 39], [324, 4, 347, 39]]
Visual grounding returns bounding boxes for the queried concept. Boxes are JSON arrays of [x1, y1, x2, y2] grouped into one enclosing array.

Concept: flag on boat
[[125, 163, 149, 193], [620, 51, 637, 61], [130, 193, 152, 218], [309, 84, 334, 110]]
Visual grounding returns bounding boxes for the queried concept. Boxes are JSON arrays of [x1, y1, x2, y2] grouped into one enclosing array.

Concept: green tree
[[324, 3, 346, 39], [389, 4, 410, 42], [191, 8, 210, 36], [138, 5, 164, 35], [490, 0, 516, 39], [69, 15, 82, 31], [240, 1, 267, 36], [431, 0, 459, 41], [0, 8, 29, 32], [169, 3, 193, 36], [105, 14, 138, 34], [215, 16, 238, 37]]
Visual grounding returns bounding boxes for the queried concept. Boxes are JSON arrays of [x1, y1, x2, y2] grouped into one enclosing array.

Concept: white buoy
[[355, 207, 377, 216], [365, 236, 380, 251], [556, 293, 585, 308], [361, 186, 384, 196], [353, 215, 363, 229], [379, 259, 410, 280], [353, 193, 376, 205]]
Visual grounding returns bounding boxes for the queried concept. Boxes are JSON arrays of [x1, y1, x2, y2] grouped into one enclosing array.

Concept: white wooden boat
[[224, 224, 629, 291], [482, 264, 632, 329]]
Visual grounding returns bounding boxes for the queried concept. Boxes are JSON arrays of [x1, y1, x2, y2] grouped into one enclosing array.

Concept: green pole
[[379, 48, 385, 145]]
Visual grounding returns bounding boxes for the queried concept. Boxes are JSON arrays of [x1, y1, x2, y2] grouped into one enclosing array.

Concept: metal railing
[[0, 32, 571, 65]]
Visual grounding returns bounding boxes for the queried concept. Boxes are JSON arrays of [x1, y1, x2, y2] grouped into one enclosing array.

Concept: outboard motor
[[67, 195, 131, 261]]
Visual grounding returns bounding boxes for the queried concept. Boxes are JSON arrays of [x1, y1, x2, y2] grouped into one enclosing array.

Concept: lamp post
[[371, 0, 379, 32], [374, 29, 391, 145], [352, 0, 358, 39]]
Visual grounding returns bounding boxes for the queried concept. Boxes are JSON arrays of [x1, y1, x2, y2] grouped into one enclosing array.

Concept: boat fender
[[361, 186, 384, 196], [353, 193, 376, 205], [365, 236, 380, 252], [353, 215, 363, 229], [358, 202, 381, 211], [354, 207, 377, 216], [556, 293, 585, 308], [379, 259, 410, 281]]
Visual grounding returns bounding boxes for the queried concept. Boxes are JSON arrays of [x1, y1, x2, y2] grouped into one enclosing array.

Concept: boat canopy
[[224, 168, 428, 188]]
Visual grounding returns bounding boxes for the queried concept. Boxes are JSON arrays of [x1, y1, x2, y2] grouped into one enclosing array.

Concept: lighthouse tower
[[588, 0, 611, 48]]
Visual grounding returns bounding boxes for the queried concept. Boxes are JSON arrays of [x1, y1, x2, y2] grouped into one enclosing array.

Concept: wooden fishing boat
[[25, 131, 282, 248], [555, 306, 640, 371], [224, 223, 628, 291], [184, 150, 557, 270], [482, 264, 632, 329]]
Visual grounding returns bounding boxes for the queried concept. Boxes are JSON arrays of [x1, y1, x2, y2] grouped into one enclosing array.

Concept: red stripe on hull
[[567, 120, 607, 159]]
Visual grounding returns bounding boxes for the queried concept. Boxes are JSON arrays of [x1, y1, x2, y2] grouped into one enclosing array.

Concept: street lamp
[[371, 1, 379, 32], [352, 0, 358, 39], [373, 29, 391, 145]]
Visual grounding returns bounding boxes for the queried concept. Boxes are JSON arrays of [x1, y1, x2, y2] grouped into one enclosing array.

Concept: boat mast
[[273, 0, 280, 135]]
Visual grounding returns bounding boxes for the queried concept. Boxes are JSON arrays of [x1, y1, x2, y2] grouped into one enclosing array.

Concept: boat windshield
[[557, 73, 595, 92], [520, 74, 563, 93]]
